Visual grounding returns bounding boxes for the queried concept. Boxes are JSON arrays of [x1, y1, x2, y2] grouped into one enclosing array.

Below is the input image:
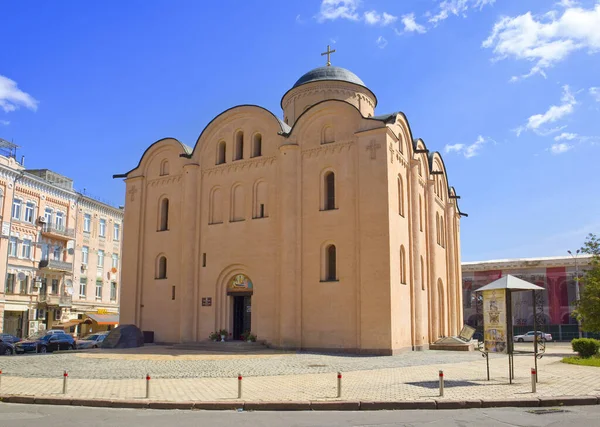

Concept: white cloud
[[0, 120, 9, 126], [401, 13, 427, 34], [364, 10, 380, 25], [516, 85, 576, 135], [590, 87, 600, 102], [364, 10, 397, 26], [0, 75, 38, 113], [550, 142, 573, 154], [445, 143, 465, 153], [317, 0, 360, 22], [382, 12, 398, 26], [444, 135, 489, 158], [554, 132, 577, 141], [429, 0, 495, 25], [482, 4, 600, 81], [376, 36, 388, 49]]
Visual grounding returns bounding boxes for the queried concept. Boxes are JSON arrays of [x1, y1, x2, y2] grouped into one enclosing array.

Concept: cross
[[366, 140, 381, 160], [128, 186, 138, 202], [321, 45, 336, 67]]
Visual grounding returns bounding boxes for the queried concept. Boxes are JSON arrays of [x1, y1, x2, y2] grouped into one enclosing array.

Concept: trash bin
[[143, 330, 154, 344]]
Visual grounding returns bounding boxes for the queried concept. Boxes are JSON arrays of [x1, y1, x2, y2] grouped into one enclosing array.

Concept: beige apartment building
[[115, 60, 464, 354], [0, 139, 123, 338]]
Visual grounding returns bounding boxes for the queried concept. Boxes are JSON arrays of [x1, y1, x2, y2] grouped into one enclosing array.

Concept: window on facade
[[440, 216, 445, 248], [95, 280, 103, 299], [436, 212, 440, 245], [112, 253, 118, 269], [210, 188, 223, 224], [419, 196, 423, 232], [110, 282, 117, 301], [44, 208, 53, 229], [234, 131, 244, 160], [41, 244, 49, 261], [82, 246, 89, 265], [398, 175, 404, 217], [12, 199, 22, 220], [160, 159, 170, 176], [253, 181, 268, 219], [5, 273, 15, 294], [400, 246, 406, 284], [322, 126, 334, 144], [39, 278, 47, 296], [252, 133, 262, 157], [24, 202, 35, 223], [113, 223, 120, 240], [325, 244, 337, 281], [216, 141, 226, 165], [22, 239, 32, 259], [98, 250, 105, 271], [159, 198, 169, 231], [53, 245, 62, 261], [99, 219, 106, 237], [231, 184, 245, 221], [79, 277, 87, 298], [83, 214, 91, 232], [51, 279, 59, 295], [20, 276, 28, 294], [8, 237, 17, 257], [324, 171, 335, 211], [420, 256, 425, 290], [55, 212, 64, 230], [157, 256, 167, 279]]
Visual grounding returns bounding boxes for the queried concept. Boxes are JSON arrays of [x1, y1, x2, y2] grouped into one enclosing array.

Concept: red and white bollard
[[531, 368, 536, 393], [63, 370, 68, 394], [146, 374, 151, 399], [337, 372, 342, 398], [0, 369, 3, 391], [439, 370, 444, 397], [237, 373, 243, 399]]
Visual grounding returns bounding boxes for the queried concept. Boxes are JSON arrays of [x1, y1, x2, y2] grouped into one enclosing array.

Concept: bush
[[571, 338, 600, 358]]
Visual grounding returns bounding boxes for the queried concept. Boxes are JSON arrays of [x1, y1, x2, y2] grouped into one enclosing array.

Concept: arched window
[[397, 175, 404, 217], [436, 212, 440, 245], [253, 180, 268, 218], [252, 133, 262, 157], [159, 198, 169, 231], [160, 160, 169, 176], [325, 244, 337, 281], [440, 215, 445, 248], [156, 255, 167, 279], [417, 160, 422, 177], [234, 131, 244, 160], [216, 141, 226, 165], [419, 196, 423, 232], [322, 126, 334, 144], [324, 171, 335, 210], [420, 256, 425, 290], [209, 187, 223, 224], [231, 184, 245, 221], [400, 245, 406, 284]]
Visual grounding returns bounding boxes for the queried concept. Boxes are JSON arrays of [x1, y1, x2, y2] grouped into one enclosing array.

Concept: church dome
[[292, 66, 366, 89]]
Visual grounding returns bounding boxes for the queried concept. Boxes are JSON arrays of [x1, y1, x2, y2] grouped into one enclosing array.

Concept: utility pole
[[567, 249, 582, 338]]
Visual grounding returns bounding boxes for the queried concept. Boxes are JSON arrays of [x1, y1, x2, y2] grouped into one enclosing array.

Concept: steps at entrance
[[171, 341, 270, 353]]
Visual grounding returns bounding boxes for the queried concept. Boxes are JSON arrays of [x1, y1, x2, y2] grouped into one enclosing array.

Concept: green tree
[[574, 233, 600, 332]]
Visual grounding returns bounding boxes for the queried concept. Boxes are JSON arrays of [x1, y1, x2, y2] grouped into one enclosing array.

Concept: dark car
[[15, 332, 76, 354], [0, 338, 15, 355], [0, 333, 21, 344]]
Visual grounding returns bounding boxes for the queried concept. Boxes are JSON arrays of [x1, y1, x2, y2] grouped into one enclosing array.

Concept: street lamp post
[[568, 249, 582, 339]]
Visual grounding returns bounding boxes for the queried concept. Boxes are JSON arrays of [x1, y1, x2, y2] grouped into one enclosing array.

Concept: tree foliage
[[574, 233, 600, 332]]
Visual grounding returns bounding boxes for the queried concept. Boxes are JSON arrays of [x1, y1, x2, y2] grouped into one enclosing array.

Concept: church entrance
[[226, 274, 253, 341]]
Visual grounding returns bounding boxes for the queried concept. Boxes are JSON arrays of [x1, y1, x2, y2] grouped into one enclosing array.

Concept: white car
[[513, 331, 553, 342], [77, 332, 109, 349]]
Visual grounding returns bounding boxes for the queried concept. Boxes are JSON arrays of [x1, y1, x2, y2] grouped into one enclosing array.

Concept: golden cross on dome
[[321, 45, 336, 67]]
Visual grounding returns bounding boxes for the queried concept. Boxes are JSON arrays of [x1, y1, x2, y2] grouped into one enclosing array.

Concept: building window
[[322, 126, 334, 144], [419, 196, 423, 232], [12, 199, 22, 220], [159, 198, 169, 231], [113, 223, 120, 241], [99, 219, 106, 237], [112, 253, 118, 269], [398, 175, 404, 217], [55, 212, 64, 230], [202, 253, 206, 267], [210, 187, 223, 224], [160, 159, 170, 176], [324, 171, 336, 211], [253, 180, 268, 219], [82, 246, 89, 265], [234, 131, 244, 160], [53, 245, 62, 260], [97, 249, 105, 271], [436, 212, 440, 245], [22, 239, 32, 259], [216, 141, 226, 165], [24, 202, 35, 223], [83, 214, 91, 233], [5, 273, 15, 294], [157, 255, 167, 279], [110, 282, 117, 301], [440, 215, 446, 248], [95, 280, 103, 300], [51, 279, 59, 295], [400, 245, 407, 284], [79, 277, 87, 299], [20, 276, 28, 294], [325, 244, 337, 281], [8, 237, 17, 257], [231, 184, 245, 221], [252, 133, 262, 157], [44, 208, 53, 228]]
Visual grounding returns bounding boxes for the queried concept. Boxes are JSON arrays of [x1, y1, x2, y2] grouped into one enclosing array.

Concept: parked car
[[0, 338, 15, 356], [77, 332, 108, 349], [0, 333, 21, 344], [513, 331, 553, 342], [15, 332, 77, 354]]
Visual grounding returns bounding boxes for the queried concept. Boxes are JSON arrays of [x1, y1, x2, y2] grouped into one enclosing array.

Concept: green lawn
[[562, 356, 600, 367]]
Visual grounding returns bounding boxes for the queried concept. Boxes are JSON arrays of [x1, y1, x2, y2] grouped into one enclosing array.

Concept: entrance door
[[232, 295, 252, 340]]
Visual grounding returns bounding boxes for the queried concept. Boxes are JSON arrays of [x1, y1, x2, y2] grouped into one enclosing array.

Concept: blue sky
[[1, 0, 599, 262]]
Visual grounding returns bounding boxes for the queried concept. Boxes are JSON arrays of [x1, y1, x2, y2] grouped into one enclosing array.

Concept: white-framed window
[[82, 246, 89, 264], [79, 277, 87, 299], [99, 219, 106, 237], [44, 207, 53, 227], [12, 199, 22, 220], [113, 223, 120, 241], [41, 244, 49, 260], [97, 249, 104, 270], [24, 201, 35, 223], [8, 237, 17, 257], [55, 211, 64, 230], [22, 238, 32, 259], [112, 253, 118, 269], [83, 214, 91, 233], [110, 282, 117, 301], [53, 245, 61, 260], [95, 279, 102, 299]]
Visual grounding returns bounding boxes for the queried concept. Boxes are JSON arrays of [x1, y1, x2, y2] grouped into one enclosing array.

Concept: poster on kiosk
[[482, 289, 508, 354]]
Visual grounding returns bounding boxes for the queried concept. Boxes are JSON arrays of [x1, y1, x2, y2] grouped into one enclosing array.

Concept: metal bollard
[[439, 370, 444, 397], [0, 369, 2, 391], [63, 370, 68, 394], [237, 373, 242, 399], [337, 372, 342, 398], [146, 374, 151, 399], [531, 368, 536, 393]]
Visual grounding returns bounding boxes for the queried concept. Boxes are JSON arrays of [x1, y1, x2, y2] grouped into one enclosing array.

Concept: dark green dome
[[293, 66, 366, 88]]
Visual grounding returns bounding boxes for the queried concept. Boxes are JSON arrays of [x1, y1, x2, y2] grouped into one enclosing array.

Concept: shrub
[[571, 338, 600, 358]]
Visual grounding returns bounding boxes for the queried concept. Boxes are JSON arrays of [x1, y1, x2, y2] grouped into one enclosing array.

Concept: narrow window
[[441, 216, 446, 248], [217, 141, 226, 165], [231, 184, 245, 221], [99, 219, 106, 237], [436, 212, 440, 245], [324, 172, 335, 210], [259, 204, 265, 218], [326, 244, 337, 281], [398, 175, 404, 217], [419, 196, 423, 232], [252, 133, 262, 157], [160, 160, 170, 176], [24, 202, 35, 223], [97, 249, 105, 271], [234, 131, 244, 160], [113, 223, 121, 241], [210, 188, 223, 224], [82, 246, 89, 264], [95, 279, 103, 300], [110, 282, 117, 301], [172, 286, 176, 300], [420, 256, 425, 290], [83, 213, 91, 232], [157, 256, 167, 279], [253, 180, 268, 219], [159, 198, 169, 231], [79, 277, 87, 299], [12, 199, 22, 220], [202, 253, 207, 267], [400, 246, 406, 284], [322, 126, 334, 144]]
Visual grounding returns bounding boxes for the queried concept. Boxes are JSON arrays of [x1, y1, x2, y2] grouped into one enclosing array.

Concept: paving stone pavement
[[1, 343, 598, 402]]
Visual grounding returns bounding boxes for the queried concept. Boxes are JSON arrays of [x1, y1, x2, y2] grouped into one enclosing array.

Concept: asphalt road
[[1, 404, 600, 426]]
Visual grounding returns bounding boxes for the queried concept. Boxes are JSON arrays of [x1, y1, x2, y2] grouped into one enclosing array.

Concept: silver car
[[513, 331, 553, 342], [77, 333, 108, 349]]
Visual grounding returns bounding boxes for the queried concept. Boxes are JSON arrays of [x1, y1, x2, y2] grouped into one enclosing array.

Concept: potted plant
[[219, 329, 228, 342], [209, 331, 220, 342], [247, 333, 257, 343]]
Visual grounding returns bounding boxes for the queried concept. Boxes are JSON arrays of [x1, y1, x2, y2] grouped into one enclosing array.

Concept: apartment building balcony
[[38, 293, 72, 307], [40, 224, 75, 240], [39, 259, 73, 273]]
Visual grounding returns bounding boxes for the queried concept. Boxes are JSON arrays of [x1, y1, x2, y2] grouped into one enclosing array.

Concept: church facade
[[115, 59, 464, 354]]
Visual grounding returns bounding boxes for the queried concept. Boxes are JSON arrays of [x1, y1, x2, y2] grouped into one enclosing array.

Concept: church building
[[115, 50, 464, 354]]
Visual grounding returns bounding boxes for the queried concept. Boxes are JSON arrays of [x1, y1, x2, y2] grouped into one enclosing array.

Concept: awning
[[52, 319, 84, 329], [4, 303, 30, 312], [84, 313, 119, 325]]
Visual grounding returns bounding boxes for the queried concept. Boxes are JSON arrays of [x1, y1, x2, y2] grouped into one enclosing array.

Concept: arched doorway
[[227, 274, 253, 340]]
